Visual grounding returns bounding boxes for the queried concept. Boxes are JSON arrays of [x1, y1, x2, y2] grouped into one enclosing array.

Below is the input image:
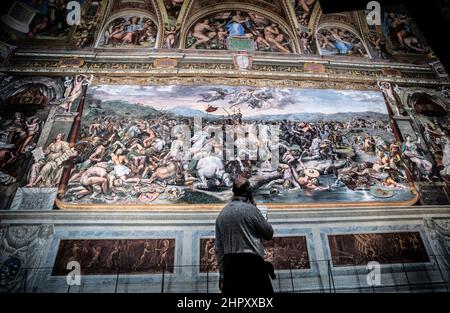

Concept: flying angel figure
[[197, 88, 230, 103], [228, 89, 274, 109]]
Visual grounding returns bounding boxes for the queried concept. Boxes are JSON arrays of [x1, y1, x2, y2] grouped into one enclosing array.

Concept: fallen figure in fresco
[[60, 111, 416, 205]]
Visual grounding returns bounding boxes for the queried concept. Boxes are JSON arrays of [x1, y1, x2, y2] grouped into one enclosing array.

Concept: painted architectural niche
[[200, 236, 310, 272], [0, 0, 104, 48], [0, 75, 92, 210], [185, 10, 292, 53], [294, 0, 317, 54], [365, 6, 431, 60], [56, 84, 419, 210], [316, 25, 369, 57], [97, 14, 158, 48], [379, 82, 450, 203]]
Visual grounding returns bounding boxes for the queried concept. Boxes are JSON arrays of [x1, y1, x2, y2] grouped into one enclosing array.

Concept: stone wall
[[1, 206, 448, 293]]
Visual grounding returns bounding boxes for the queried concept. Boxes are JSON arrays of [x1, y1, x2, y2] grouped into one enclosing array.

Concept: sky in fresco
[[88, 85, 388, 117]]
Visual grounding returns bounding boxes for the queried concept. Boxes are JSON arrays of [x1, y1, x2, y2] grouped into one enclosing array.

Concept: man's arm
[[215, 221, 225, 278], [249, 206, 273, 240]]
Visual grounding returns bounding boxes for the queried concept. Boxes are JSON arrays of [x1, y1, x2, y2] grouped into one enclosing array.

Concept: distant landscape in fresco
[[59, 85, 417, 207]]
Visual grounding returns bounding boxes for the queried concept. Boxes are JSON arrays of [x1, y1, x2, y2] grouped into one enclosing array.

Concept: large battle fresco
[[57, 84, 419, 209]]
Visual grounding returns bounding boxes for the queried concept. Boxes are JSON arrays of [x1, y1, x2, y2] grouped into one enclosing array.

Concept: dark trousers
[[222, 253, 274, 295]]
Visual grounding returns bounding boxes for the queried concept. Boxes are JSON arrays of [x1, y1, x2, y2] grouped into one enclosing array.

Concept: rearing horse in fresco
[[191, 156, 233, 189]]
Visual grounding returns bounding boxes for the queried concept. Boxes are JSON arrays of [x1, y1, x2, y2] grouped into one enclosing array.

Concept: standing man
[[215, 176, 275, 294]]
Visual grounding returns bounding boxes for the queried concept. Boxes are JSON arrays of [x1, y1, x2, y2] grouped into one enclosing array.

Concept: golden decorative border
[[92, 75, 379, 89]]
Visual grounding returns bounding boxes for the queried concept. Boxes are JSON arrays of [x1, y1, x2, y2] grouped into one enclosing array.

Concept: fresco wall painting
[[185, 10, 293, 53], [379, 82, 450, 203], [52, 239, 176, 275], [54, 84, 419, 209], [328, 232, 430, 266], [0, 75, 90, 209], [98, 15, 158, 48], [0, 0, 438, 61], [1, 76, 449, 210], [200, 236, 310, 272]]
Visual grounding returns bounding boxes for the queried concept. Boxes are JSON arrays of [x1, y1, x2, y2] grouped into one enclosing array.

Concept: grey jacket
[[215, 197, 274, 277]]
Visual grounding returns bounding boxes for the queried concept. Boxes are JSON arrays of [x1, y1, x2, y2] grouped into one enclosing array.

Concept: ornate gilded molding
[[281, 0, 302, 52], [152, 0, 166, 48], [92, 75, 382, 91]]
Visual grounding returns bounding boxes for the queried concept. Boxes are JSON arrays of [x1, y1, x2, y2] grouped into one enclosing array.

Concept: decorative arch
[[0, 77, 64, 104], [315, 22, 372, 58], [409, 92, 448, 116], [94, 9, 161, 48], [308, 4, 323, 35], [180, 3, 300, 53]]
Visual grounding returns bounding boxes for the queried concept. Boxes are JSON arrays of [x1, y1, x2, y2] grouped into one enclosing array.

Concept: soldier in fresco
[[59, 85, 420, 206], [78, 162, 111, 198]]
